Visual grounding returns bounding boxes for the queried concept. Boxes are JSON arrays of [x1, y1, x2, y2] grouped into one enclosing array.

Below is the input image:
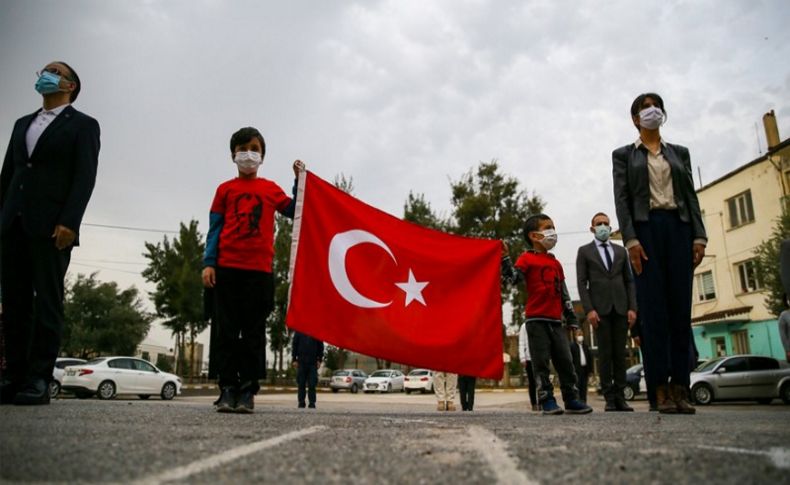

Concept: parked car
[[62, 356, 182, 400], [623, 364, 647, 401], [363, 369, 405, 393], [404, 369, 434, 394], [51, 357, 87, 398], [329, 369, 367, 393], [690, 354, 790, 405]]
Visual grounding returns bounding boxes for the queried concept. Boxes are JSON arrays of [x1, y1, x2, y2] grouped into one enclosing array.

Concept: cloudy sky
[[2, 0, 789, 348]]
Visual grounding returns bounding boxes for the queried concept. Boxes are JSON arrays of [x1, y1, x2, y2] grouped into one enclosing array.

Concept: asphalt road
[[1, 391, 788, 484]]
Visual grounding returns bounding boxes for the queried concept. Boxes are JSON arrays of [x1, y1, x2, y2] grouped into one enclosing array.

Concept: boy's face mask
[[532, 229, 557, 250], [234, 151, 262, 174]]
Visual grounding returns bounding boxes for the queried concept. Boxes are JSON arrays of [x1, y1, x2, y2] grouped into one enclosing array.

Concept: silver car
[[330, 369, 367, 393], [690, 354, 790, 405]]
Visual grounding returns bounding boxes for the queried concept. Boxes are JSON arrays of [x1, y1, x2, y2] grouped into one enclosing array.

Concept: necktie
[[601, 243, 612, 271]]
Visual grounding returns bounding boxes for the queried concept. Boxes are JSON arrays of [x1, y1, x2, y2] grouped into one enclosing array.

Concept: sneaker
[[564, 399, 593, 414], [446, 401, 457, 412], [215, 387, 237, 413], [298, 402, 306, 409], [437, 401, 446, 411], [541, 398, 564, 415], [235, 389, 255, 414]]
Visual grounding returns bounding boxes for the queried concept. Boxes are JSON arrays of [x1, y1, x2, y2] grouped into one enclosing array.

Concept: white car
[[363, 369, 405, 393], [62, 356, 182, 400], [404, 369, 434, 394], [51, 357, 87, 398]]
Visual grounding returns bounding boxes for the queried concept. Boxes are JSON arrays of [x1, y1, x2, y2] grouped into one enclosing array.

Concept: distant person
[[502, 213, 592, 415], [202, 126, 305, 414], [779, 303, 790, 363], [576, 212, 637, 411], [291, 331, 324, 409], [434, 372, 457, 411], [1, 61, 100, 406], [613, 92, 706, 414], [518, 322, 539, 411], [630, 316, 657, 411], [458, 375, 476, 411], [569, 330, 592, 404]]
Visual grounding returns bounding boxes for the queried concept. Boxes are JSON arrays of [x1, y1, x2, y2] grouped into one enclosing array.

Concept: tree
[[754, 203, 790, 317], [62, 273, 151, 359], [142, 220, 207, 377], [324, 345, 349, 372], [404, 191, 445, 230], [268, 214, 293, 381]]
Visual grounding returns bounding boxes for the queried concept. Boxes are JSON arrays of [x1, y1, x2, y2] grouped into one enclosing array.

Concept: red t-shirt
[[514, 251, 565, 321], [210, 177, 291, 272]]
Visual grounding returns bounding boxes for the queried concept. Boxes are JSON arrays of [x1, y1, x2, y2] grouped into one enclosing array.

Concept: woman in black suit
[[612, 93, 706, 414]]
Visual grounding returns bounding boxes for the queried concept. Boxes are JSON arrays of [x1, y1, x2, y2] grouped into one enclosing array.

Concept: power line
[[82, 222, 179, 234], [70, 262, 143, 276]]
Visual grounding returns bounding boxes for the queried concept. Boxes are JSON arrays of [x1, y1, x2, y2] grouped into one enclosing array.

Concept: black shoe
[[0, 380, 19, 405], [13, 379, 50, 405], [235, 389, 255, 414], [298, 402, 306, 408], [615, 398, 634, 412], [649, 401, 658, 412], [215, 387, 238, 413], [604, 399, 617, 412], [308, 403, 315, 409]]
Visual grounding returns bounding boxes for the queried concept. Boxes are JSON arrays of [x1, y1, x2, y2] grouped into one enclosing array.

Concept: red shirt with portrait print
[[210, 177, 292, 272], [514, 250, 565, 321]]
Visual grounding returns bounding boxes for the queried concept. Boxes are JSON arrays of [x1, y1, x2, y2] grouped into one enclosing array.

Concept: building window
[[732, 330, 750, 355], [141, 351, 150, 362], [735, 259, 762, 293], [727, 190, 755, 228], [694, 271, 716, 302]]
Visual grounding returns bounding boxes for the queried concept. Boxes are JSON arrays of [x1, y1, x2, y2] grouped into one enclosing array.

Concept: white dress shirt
[[595, 239, 614, 270], [578, 343, 587, 367], [518, 323, 531, 362], [26, 103, 70, 157]]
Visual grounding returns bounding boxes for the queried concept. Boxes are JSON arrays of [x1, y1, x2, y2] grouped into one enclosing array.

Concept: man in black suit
[[0, 61, 100, 405], [291, 331, 324, 409], [576, 212, 637, 411], [569, 329, 592, 403]]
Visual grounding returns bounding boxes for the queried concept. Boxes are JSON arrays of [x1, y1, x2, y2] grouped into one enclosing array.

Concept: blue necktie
[[601, 243, 613, 271]]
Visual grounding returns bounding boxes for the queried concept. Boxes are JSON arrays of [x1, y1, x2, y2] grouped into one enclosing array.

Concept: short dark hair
[[591, 212, 609, 226], [56, 61, 81, 102], [523, 213, 551, 247], [630, 92, 666, 130], [229, 127, 266, 157]]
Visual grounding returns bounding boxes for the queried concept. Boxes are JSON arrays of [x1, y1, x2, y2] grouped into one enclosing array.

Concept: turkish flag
[[286, 171, 504, 379]]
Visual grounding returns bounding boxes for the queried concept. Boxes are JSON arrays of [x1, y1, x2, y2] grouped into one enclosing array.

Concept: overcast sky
[[2, 0, 789, 349]]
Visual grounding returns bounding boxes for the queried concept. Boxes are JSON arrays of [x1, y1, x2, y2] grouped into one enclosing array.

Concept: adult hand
[[627, 310, 637, 328], [692, 243, 706, 268], [52, 225, 76, 250], [501, 241, 509, 256], [633, 336, 641, 348], [628, 244, 648, 275], [316, 361, 322, 369], [202, 267, 216, 288], [293, 159, 306, 176], [586, 310, 600, 329], [292, 361, 299, 368]]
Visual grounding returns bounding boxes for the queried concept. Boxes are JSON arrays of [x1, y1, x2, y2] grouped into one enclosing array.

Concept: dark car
[[623, 364, 645, 401]]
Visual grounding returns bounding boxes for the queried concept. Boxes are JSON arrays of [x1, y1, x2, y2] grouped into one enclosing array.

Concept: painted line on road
[[467, 426, 539, 485], [697, 445, 790, 470], [128, 425, 327, 485]]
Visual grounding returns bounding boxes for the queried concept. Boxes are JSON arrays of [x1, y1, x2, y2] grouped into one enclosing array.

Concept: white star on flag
[[395, 269, 429, 306]]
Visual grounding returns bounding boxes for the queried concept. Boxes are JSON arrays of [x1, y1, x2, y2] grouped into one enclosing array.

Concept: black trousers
[[524, 360, 537, 406], [527, 320, 579, 403], [296, 363, 318, 406], [0, 220, 71, 384], [574, 364, 589, 403], [634, 210, 694, 387], [596, 312, 628, 400], [213, 267, 273, 393], [458, 375, 476, 410]]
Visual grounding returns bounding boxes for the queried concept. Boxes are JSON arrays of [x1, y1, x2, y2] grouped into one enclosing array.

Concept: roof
[[697, 137, 790, 193], [691, 305, 752, 325]]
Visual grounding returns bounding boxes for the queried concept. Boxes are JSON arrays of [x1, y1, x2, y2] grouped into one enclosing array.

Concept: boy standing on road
[[502, 214, 593, 415], [202, 126, 304, 414], [292, 331, 324, 409]]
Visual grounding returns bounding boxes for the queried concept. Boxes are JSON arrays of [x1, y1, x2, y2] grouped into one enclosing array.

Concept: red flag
[[286, 171, 503, 379]]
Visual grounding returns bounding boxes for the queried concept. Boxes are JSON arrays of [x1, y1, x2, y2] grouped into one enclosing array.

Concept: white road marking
[[128, 425, 327, 485], [698, 445, 790, 470], [467, 426, 539, 485]]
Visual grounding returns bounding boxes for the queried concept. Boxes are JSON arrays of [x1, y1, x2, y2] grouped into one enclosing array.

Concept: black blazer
[[1, 105, 100, 243], [612, 142, 706, 245], [570, 342, 592, 372], [291, 331, 324, 366], [576, 241, 637, 316]]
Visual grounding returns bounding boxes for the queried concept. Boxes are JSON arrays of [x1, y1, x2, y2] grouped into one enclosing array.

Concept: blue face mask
[[594, 224, 611, 242], [35, 71, 62, 95]]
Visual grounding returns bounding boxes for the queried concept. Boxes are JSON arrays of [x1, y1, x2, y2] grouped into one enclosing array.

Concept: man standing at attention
[[0, 61, 100, 405], [576, 212, 637, 411]]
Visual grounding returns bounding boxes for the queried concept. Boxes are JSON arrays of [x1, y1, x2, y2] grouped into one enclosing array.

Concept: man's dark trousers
[[528, 320, 579, 403], [574, 359, 589, 403], [296, 364, 318, 407], [458, 375, 476, 410], [597, 313, 628, 401], [1, 218, 71, 385]]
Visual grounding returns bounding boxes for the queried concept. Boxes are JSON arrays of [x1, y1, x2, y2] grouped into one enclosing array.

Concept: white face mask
[[539, 229, 558, 250], [576, 336, 584, 343], [638, 106, 665, 130], [234, 151, 262, 174]]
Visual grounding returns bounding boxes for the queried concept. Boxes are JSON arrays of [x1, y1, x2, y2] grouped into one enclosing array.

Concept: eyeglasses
[[36, 66, 73, 81]]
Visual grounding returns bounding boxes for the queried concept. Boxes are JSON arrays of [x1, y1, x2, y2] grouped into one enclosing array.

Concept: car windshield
[[409, 370, 429, 376], [333, 371, 349, 376], [370, 371, 391, 378], [86, 358, 106, 365], [695, 357, 724, 372]]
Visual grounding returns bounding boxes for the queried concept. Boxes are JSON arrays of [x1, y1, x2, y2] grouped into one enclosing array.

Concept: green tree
[[62, 273, 151, 359], [268, 214, 293, 381], [403, 191, 445, 230], [323, 345, 349, 372], [142, 220, 207, 377], [754, 203, 790, 316]]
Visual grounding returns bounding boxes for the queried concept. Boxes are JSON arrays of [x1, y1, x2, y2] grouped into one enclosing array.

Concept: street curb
[[182, 384, 529, 393]]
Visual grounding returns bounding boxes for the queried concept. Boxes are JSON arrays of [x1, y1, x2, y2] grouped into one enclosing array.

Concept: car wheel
[[756, 398, 772, 405], [781, 383, 790, 405], [692, 383, 713, 405], [97, 381, 116, 400], [331, 388, 339, 393], [405, 388, 411, 394], [351, 384, 358, 394], [49, 381, 61, 399], [161, 382, 177, 400], [138, 395, 151, 400], [623, 385, 635, 401]]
